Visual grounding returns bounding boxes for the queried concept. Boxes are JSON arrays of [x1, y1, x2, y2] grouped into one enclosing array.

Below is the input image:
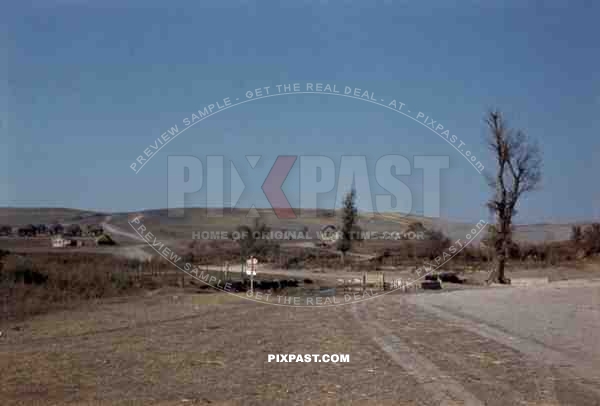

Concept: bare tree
[[485, 111, 542, 284]]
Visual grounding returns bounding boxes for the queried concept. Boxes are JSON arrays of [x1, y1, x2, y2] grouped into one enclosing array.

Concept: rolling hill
[[0, 207, 586, 244]]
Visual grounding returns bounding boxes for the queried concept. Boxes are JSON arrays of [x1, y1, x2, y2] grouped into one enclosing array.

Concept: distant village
[[0, 223, 115, 248]]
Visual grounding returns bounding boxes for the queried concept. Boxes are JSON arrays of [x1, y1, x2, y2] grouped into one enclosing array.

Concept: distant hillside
[[0, 207, 588, 244], [0, 208, 105, 226], [110, 208, 591, 244], [513, 223, 580, 243], [108, 207, 477, 242]]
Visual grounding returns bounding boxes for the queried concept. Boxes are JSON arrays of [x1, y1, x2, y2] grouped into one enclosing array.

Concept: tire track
[[373, 298, 557, 405], [351, 301, 486, 406], [410, 297, 600, 402]]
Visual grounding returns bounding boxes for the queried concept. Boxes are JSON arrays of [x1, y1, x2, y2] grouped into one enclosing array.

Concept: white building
[[51, 235, 71, 248]]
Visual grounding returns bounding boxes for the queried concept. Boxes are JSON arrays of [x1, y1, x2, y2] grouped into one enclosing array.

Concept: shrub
[[422, 228, 451, 260], [317, 209, 335, 218], [571, 225, 583, 244], [0, 252, 176, 321], [583, 223, 600, 255], [64, 224, 82, 237], [18, 225, 36, 237], [49, 223, 64, 235]]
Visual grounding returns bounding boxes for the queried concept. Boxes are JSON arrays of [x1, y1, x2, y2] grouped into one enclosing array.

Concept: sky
[[2, 0, 599, 224]]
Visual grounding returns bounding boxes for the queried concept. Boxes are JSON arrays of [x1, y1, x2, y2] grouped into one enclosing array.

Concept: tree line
[[0, 223, 104, 238]]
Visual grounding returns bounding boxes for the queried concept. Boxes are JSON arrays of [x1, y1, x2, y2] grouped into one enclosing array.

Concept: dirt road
[[102, 216, 146, 243], [102, 216, 154, 261], [2, 280, 600, 405]]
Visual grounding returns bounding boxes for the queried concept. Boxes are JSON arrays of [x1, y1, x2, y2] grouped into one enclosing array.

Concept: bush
[[511, 241, 578, 266], [12, 269, 48, 285], [422, 228, 451, 260], [583, 223, 600, 255], [0, 252, 175, 321], [317, 209, 335, 218], [49, 223, 64, 235], [18, 225, 36, 237], [110, 271, 134, 291], [571, 225, 583, 244], [64, 224, 82, 237], [235, 218, 280, 259]]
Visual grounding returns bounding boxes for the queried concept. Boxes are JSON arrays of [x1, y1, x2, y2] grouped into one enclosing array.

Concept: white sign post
[[245, 256, 258, 293]]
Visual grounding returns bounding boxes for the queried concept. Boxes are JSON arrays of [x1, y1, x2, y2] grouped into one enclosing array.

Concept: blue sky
[[3, 0, 599, 224]]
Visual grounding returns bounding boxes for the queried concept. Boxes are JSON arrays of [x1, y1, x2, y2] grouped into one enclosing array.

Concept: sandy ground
[[2, 279, 600, 405]]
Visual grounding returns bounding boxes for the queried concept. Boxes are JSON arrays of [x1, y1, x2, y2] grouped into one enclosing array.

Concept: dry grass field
[[2, 280, 600, 405]]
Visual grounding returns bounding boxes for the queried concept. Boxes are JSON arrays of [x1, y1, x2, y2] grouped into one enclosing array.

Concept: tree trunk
[[489, 211, 512, 284], [494, 217, 511, 284], [496, 255, 509, 284]]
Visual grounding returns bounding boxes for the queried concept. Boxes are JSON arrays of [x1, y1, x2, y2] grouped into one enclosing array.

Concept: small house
[[51, 235, 72, 248]]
